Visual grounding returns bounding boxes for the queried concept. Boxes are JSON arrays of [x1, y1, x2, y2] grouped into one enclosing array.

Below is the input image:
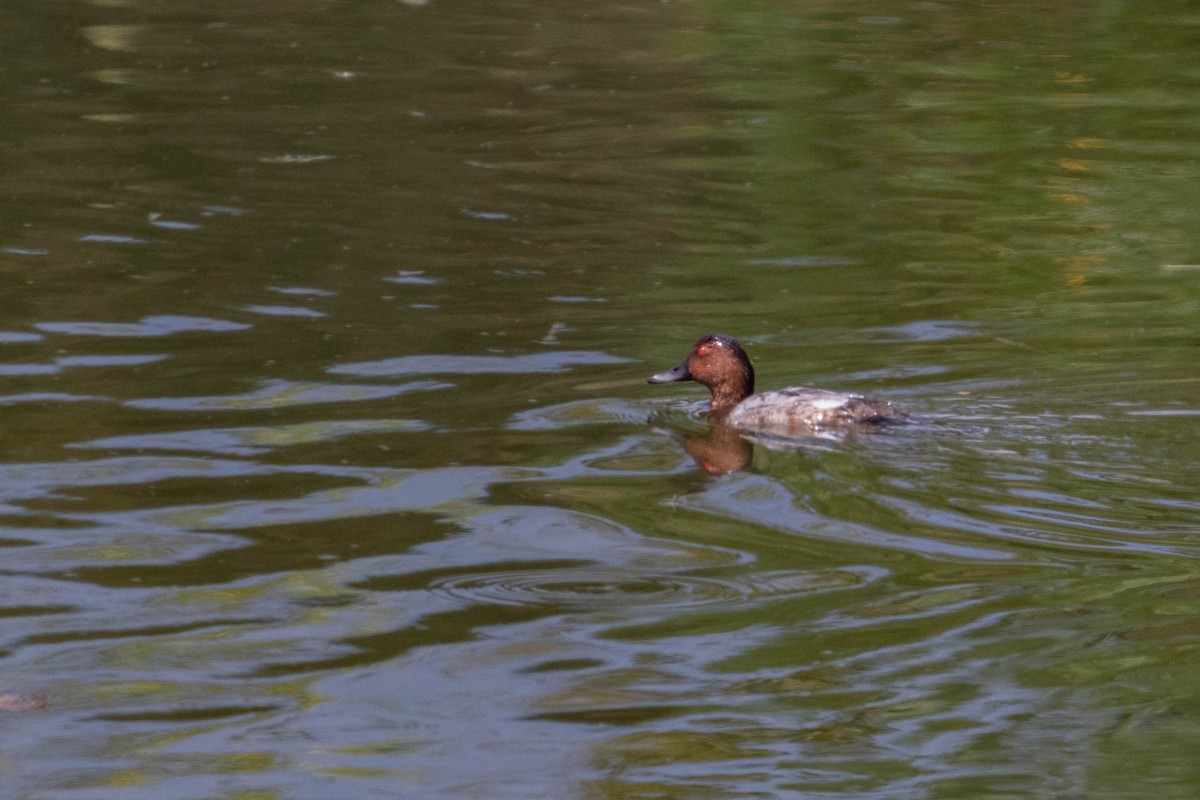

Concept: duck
[[647, 333, 907, 434]]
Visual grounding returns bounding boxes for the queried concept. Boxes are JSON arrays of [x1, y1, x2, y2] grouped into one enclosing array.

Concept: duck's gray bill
[[647, 361, 692, 384]]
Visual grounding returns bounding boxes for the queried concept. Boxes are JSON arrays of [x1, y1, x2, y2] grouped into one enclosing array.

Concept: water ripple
[[0, 392, 107, 406], [506, 398, 654, 430], [687, 475, 1016, 562], [72, 419, 431, 456], [35, 315, 250, 337], [330, 350, 631, 377], [241, 305, 327, 318], [125, 378, 448, 411], [429, 566, 884, 611], [0, 354, 166, 376], [0, 332, 44, 343]]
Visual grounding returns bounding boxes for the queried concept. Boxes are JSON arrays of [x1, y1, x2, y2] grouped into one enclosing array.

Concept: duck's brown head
[[647, 333, 755, 414]]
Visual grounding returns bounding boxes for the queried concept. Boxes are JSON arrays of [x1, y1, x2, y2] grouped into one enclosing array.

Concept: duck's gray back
[[725, 387, 906, 434]]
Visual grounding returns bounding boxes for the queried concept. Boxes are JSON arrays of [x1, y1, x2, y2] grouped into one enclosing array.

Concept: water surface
[[2, 1, 1200, 798]]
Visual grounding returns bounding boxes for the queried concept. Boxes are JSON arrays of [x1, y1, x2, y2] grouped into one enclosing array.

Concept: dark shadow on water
[[250, 603, 550, 678], [49, 511, 455, 588]]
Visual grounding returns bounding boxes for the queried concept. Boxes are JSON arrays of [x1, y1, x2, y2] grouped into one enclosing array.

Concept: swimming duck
[[647, 333, 906, 434]]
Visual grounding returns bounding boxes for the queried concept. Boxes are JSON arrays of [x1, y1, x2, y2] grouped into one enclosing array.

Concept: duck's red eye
[[697, 345, 709, 356]]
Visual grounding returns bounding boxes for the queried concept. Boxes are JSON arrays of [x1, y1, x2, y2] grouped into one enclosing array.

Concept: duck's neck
[[708, 369, 753, 414]]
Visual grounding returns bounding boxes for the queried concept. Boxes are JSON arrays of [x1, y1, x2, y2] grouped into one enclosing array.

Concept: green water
[[1, 1, 1199, 798]]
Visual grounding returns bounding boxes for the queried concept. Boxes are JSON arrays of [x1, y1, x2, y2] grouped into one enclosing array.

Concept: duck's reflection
[[658, 414, 851, 475], [676, 422, 754, 475]]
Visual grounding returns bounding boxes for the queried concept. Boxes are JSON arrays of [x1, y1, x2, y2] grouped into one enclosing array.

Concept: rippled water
[[3, 1, 1200, 798]]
